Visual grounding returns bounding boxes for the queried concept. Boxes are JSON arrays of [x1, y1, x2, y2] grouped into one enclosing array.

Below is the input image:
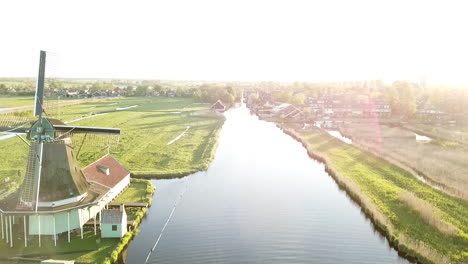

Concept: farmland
[[0, 97, 225, 195], [339, 123, 468, 199], [0, 97, 35, 108], [281, 125, 468, 263]]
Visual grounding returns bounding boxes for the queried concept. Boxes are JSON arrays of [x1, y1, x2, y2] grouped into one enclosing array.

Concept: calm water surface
[[127, 104, 409, 264]]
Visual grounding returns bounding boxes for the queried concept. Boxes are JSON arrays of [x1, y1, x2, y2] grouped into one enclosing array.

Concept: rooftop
[[83, 154, 130, 189], [101, 209, 125, 224]]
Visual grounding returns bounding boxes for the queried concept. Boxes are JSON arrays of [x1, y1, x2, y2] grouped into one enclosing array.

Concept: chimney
[[97, 165, 110, 175], [120, 204, 125, 212]]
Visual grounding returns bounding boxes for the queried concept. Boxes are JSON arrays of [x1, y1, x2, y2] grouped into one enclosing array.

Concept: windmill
[[0, 51, 134, 249], [0, 50, 120, 212]]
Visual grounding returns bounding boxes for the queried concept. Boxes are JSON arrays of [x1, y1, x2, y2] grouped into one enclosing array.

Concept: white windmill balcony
[[38, 192, 88, 208]]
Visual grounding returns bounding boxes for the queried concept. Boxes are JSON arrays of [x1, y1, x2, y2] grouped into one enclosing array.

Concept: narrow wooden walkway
[[84, 220, 135, 226], [108, 202, 148, 208]]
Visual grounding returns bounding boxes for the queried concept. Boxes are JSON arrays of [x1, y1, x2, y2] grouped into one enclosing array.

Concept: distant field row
[[0, 96, 35, 107]]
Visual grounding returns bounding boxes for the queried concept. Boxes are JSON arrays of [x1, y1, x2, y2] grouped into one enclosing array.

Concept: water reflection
[[415, 133, 431, 142], [127, 104, 408, 264], [326, 130, 353, 144]]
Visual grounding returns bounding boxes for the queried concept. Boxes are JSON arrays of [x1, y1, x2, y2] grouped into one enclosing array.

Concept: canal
[[126, 103, 409, 263]]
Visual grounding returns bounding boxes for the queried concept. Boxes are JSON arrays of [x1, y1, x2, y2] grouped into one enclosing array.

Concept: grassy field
[[113, 182, 148, 204], [0, 97, 224, 196], [0, 97, 35, 108], [0, 96, 71, 108], [283, 126, 468, 263], [407, 123, 468, 145], [0, 180, 154, 263], [67, 97, 224, 176], [0, 137, 30, 196], [339, 123, 468, 199]]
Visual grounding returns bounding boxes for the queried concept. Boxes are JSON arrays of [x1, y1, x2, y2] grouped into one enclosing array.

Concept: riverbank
[[130, 117, 224, 179], [0, 179, 155, 264], [279, 125, 468, 264], [338, 122, 468, 199]]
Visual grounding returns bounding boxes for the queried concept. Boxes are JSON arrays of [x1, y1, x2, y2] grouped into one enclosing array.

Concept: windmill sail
[[17, 143, 38, 209], [34, 50, 46, 118], [53, 125, 120, 135]]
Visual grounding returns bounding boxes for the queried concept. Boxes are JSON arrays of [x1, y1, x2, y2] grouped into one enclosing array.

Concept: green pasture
[[0, 97, 34, 108], [0, 97, 224, 196]]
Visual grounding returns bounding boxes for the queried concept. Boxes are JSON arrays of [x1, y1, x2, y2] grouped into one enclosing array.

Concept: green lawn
[[0, 137, 29, 196], [68, 97, 224, 176], [292, 128, 468, 263], [114, 183, 148, 204]]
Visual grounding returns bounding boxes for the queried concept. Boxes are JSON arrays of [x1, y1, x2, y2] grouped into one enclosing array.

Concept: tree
[[388, 81, 417, 118], [126, 85, 135, 96], [0, 84, 7, 94], [291, 93, 306, 106], [91, 82, 104, 91], [272, 89, 293, 103], [48, 80, 64, 90], [135, 85, 149, 96], [153, 84, 162, 93]]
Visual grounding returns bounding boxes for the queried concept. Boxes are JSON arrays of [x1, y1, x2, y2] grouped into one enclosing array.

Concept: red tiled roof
[[82, 154, 130, 188]]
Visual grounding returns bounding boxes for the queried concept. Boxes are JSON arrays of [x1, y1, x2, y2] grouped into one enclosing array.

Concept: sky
[[1, 0, 468, 84]]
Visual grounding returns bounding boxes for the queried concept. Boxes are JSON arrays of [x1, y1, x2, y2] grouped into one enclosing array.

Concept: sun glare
[[0, 0, 467, 85]]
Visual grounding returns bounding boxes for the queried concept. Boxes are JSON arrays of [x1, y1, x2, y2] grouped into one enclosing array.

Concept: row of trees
[[123, 83, 242, 106], [193, 85, 241, 106]]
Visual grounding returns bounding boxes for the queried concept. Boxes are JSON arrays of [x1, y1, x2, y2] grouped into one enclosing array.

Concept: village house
[[416, 103, 449, 121], [276, 104, 305, 121], [167, 90, 176, 97], [211, 100, 226, 112], [307, 95, 391, 118]]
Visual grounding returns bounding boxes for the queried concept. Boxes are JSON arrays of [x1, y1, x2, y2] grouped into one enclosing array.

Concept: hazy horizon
[[1, 0, 468, 85]]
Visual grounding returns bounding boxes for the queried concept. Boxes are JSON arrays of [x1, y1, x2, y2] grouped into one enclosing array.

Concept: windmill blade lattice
[[67, 132, 120, 151], [17, 142, 38, 209], [0, 108, 35, 128]]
